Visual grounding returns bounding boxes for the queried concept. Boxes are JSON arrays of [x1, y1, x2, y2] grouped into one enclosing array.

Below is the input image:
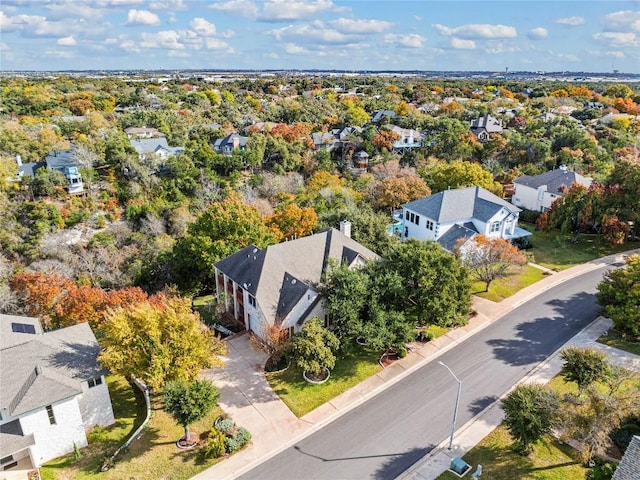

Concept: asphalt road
[[239, 265, 611, 480]]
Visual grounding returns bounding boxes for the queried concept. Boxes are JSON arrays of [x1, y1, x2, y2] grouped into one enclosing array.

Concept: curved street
[[238, 263, 613, 480]]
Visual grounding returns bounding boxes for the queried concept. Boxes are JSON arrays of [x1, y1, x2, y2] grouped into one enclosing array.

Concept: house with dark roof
[[212, 133, 248, 155], [401, 186, 530, 251], [214, 223, 379, 342], [44, 148, 84, 194], [129, 137, 185, 161], [469, 115, 503, 143], [612, 435, 640, 480], [0, 314, 114, 472], [371, 110, 396, 124], [512, 166, 592, 212]]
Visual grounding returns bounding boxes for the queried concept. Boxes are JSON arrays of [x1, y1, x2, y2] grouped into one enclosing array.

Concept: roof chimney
[[339, 220, 351, 238], [15, 154, 22, 167], [559, 165, 568, 171]]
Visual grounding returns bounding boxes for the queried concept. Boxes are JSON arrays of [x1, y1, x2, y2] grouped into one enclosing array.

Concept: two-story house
[[469, 115, 503, 143], [212, 133, 248, 155], [0, 315, 114, 473], [129, 137, 185, 161], [401, 186, 531, 251], [213, 223, 379, 342], [512, 166, 592, 213], [44, 148, 84, 194]]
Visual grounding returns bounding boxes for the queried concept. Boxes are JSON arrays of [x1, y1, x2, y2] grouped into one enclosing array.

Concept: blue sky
[[1, 0, 639, 72]]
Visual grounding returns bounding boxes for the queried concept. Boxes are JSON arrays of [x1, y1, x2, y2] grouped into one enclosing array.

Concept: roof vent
[[253, 248, 258, 253], [291, 279, 297, 285]]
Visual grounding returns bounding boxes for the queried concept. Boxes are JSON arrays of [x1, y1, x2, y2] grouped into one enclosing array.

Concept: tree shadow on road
[[486, 291, 597, 366], [467, 395, 499, 416]]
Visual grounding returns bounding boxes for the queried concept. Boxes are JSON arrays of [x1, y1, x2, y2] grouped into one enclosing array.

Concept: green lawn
[[193, 294, 217, 325], [41, 375, 226, 480], [522, 223, 636, 271], [597, 330, 640, 356], [472, 264, 548, 302], [266, 347, 383, 417], [436, 425, 587, 480]]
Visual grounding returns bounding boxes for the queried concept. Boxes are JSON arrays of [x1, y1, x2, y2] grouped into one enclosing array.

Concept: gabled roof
[[213, 133, 248, 150], [513, 168, 592, 194], [612, 435, 640, 480], [403, 186, 520, 224], [0, 316, 104, 417], [45, 148, 79, 170], [371, 110, 396, 123], [215, 228, 379, 324], [470, 115, 503, 133], [437, 223, 477, 252], [130, 137, 184, 156]]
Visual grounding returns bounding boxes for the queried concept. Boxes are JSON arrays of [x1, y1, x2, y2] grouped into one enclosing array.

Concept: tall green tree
[[290, 317, 340, 377], [163, 379, 219, 443], [560, 347, 610, 396], [171, 193, 280, 294], [420, 160, 502, 195], [501, 384, 561, 454], [99, 295, 227, 390], [597, 254, 640, 338]]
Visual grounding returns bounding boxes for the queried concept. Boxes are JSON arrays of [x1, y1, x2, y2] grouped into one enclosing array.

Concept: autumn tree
[[99, 295, 226, 391], [372, 129, 401, 152], [164, 379, 219, 444], [420, 160, 503, 196], [10, 272, 73, 326], [597, 254, 640, 338], [267, 204, 318, 240], [454, 235, 528, 292], [501, 384, 561, 455], [373, 175, 430, 211]]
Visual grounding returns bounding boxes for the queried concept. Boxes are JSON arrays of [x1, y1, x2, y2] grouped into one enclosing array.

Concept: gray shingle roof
[[403, 186, 520, 223], [0, 419, 35, 456], [513, 168, 592, 194], [437, 224, 477, 252], [0, 316, 104, 416], [470, 115, 503, 134], [45, 148, 79, 170], [612, 435, 640, 480], [215, 228, 379, 324]]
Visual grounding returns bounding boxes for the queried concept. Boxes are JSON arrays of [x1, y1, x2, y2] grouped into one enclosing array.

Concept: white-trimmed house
[[401, 186, 531, 251], [213, 224, 379, 342], [0, 315, 114, 472], [469, 115, 503, 143], [512, 167, 592, 213], [129, 137, 185, 161]]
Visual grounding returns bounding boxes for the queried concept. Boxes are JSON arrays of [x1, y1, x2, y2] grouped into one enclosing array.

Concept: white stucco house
[[0, 314, 114, 472], [512, 167, 592, 213], [213, 223, 379, 342], [401, 186, 531, 251]]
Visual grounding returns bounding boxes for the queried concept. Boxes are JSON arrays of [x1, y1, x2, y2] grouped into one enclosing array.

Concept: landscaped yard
[[597, 331, 640, 356], [266, 347, 383, 417], [521, 223, 637, 271], [472, 264, 548, 302], [193, 294, 217, 325], [41, 375, 226, 480], [436, 425, 588, 480]]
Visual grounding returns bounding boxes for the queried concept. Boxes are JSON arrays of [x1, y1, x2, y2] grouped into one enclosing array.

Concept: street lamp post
[[437, 361, 462, 450]]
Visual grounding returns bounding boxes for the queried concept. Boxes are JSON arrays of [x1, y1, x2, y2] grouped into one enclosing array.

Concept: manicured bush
[[225, 427, 251, 453], [203, 428, 227, 459], [215, 418, 236, 435]]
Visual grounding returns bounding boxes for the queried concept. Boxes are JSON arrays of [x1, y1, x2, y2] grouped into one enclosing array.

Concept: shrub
[[203, 428, 227, 459], [215, 418, 236, 435], [87, 425, 109, 444], [225, 427, 251, 453], [397, 346, 408, 358]]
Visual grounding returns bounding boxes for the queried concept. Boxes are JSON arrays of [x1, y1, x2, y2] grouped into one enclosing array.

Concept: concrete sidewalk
[[194, 250, 638, 480]]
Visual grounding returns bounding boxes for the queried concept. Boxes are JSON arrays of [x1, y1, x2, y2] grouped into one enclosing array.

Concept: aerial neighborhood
[[0, 67, 638, 480]]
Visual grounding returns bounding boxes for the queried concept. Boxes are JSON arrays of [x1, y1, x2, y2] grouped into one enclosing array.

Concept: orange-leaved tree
[[454, 234, 527, 292]]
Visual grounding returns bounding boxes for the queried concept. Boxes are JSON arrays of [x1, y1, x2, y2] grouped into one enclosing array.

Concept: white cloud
[[600, 10, 640, 32], [330, 18, 392, 34], [57, 35, 77, 46], [383, 33, 424, 48], [205, 38, 230, 50], [127, 9, 160, 26], [593, 31, 638, 47], [44, 49, 74, 58], [168, 49, 190, 57], [528, 27, 547, 40], [434, 23, 516, 39], [140, 30, 184, 49], [149, 0, 187, 10], [268, 22, 352, 44], [209, 0, 260, 19], [451, 37, 475, 49], [285, 43, 311, 54], [558, 53, 580, 62], [190, 17, 216, 36], [555, 16, 585, 26], [587, 49, 626, 58], [261, 0, 336, 21], [46, 2, 102, 20]]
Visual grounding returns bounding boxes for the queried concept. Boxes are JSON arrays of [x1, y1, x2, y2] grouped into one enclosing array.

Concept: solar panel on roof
[[11, 322, 36, 334]]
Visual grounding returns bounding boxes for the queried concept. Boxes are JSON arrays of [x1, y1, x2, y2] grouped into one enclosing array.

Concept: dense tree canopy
[[597, 254, 640, 338]]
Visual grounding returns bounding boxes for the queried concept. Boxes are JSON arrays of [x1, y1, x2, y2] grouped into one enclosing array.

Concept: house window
[[410, 212, 415, 223], [426, 220, 434, 230], [286, 326, 295, 338], [490, 222, 500, 233], [415, 215, 420, 226], [88, 377, 103, 388], [248, 294, 256, 308], [46, 405, 56, 425], [405, 211, 409, 220]]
